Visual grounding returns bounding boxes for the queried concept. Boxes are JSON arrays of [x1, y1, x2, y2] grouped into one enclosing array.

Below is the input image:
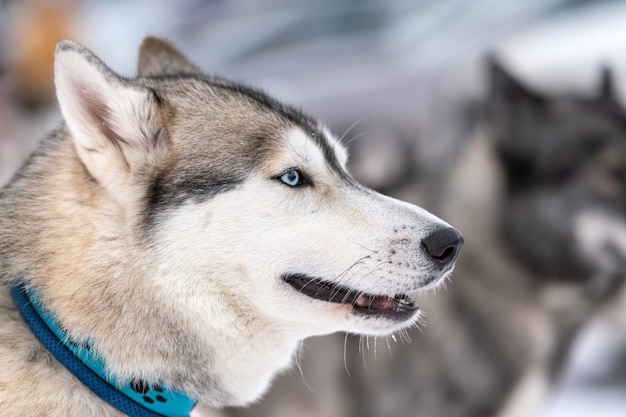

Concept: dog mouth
[[282, 273, 418, 321]]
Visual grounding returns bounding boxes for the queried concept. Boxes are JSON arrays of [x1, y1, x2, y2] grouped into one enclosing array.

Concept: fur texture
[[0, 37, 461, 416], [224, 60, 626, 417]]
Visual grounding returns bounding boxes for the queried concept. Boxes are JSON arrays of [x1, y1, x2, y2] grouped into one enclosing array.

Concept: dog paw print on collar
[[130, 379, 169, 405], [12, 283, 197, 417], [57, 325, 191, 413]]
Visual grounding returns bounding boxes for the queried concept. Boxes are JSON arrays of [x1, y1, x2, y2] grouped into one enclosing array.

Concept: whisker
[[335, 255, 371, 282], [329, 286, 344, 302], [400, 329, 412, 344], [338, 116, 367, 145], [385, 336, 394, 358], [352, 261, 388, 285], [360, 335, 368, 372], [295, 340, 317, 394], [341, 289, 357, 305], [358, 334, 363, 356], [345, 260, 387, 286], [373, 336, 378, 360], [343, 333, 351, 377], [300, 277, 322, 293], [353, 242, 378, 254], [344, 130, 369, 147], [416, 312, 427, 330], [330, 252, 386, 303]]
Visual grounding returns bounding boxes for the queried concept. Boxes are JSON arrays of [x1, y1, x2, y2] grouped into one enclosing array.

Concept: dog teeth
[[394, 294, 411, 305]]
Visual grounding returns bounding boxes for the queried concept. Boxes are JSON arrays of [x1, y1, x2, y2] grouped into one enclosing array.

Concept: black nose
[[422, 227, 464, 269]]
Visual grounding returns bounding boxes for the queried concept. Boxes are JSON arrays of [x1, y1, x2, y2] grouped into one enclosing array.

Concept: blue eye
[[280, 170, 302, 187]]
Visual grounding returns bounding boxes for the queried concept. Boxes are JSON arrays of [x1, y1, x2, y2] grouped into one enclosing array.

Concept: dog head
[[488, 59, 626, 280], [50, 37, 462, 405]]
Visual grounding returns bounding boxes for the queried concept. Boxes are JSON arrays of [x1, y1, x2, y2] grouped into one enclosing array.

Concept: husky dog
[[226, 61, 626, 417], [0, 37, 462, 416]]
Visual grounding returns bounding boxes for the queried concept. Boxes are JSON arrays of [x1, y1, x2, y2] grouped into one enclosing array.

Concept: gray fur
[[0, 39, 321, 414], [226, 60, 626, 417], [0, 37, 459, 416], [137, 36, 202, 77]]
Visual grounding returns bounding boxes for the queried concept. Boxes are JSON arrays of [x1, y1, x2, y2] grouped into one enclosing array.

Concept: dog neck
[[10, 281, 197, 417], [0, 137, 301, 408]]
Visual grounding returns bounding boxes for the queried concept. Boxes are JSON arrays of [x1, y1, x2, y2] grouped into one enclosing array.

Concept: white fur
[[7, 39, 459, 411], [575, 210, 626, 273], [55, 45, 161, 205], [147, 126, 453, 404], [321, 125, 350, 169]]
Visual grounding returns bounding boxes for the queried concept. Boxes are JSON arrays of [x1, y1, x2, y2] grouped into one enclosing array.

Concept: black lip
[[282, 273, 419, 322]]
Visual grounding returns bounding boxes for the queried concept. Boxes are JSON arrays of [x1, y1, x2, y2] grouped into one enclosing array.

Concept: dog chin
[[354, 309, 423, 336], [279, 261, 458, 336]]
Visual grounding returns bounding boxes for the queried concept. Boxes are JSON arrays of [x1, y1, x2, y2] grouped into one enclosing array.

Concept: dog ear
[[597, 66, 618, 104], [486, 56, 546, 182], [137, 36, 201, 77], [487, 56, 545, 133], [54, 40, 167, 201]]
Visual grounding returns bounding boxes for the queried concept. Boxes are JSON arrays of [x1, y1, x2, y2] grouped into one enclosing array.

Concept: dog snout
[[422, 227, 464, 270]]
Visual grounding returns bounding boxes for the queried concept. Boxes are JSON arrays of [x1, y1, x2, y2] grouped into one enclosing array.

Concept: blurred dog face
[[488, 61, 626, 280]]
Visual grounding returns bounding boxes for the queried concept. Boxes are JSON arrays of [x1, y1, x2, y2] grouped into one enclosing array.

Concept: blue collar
[[10, 282, 197, 417]]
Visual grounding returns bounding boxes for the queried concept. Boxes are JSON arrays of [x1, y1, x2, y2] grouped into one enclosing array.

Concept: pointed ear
[[487, 56, 545, 122], [137, 36, 201, 77], [54, 40, 167, 201], [485, 56, 546, 181], [597, 66, 617, 103]]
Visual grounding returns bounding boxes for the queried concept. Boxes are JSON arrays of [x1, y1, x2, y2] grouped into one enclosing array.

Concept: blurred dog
[[226, 61, 626, 417], [0, 37, 462, 416]]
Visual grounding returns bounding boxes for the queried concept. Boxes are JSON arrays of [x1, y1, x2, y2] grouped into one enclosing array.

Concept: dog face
[[131, 61, 462, 337], [489, 61, 626, 280], [150, 124, 458, 336], [49, 38, 462, 405]]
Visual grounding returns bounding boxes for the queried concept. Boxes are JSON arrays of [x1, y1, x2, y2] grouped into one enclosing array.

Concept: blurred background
[[2, 1, 626, 416]]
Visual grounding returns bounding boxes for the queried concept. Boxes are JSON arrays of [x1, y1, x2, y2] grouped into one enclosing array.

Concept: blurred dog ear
[[138, 36, 201, 77], [486, 56, 546, 133], [485, 56, 547, 184], [597, 66, 618, 104]]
